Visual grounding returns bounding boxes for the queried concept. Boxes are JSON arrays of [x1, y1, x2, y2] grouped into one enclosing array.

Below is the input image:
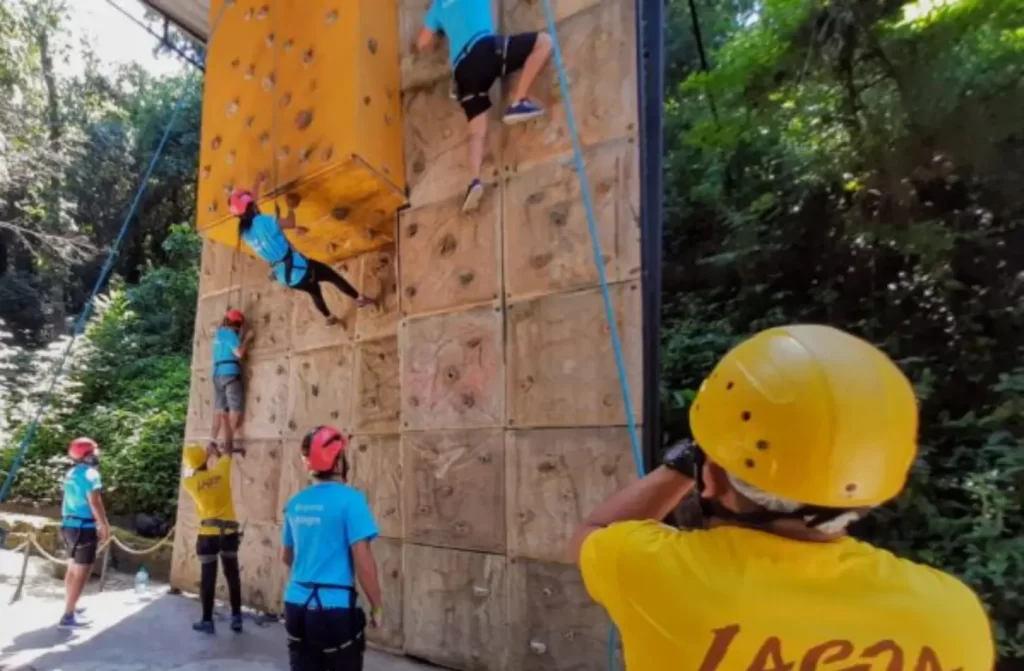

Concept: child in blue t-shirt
[[414, 0, 553, 213], [228, 175, 376, 326]]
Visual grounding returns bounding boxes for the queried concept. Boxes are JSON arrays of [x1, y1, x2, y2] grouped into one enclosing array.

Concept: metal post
[[636, 0, 665, 472]]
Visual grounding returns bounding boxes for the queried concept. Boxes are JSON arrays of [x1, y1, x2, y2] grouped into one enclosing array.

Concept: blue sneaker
[[462, 179, 484, 213], [192, 620, 216, 635], [58, 613, 89, 629], [503, 99, 544, 125], [231, 613, 243, 633]]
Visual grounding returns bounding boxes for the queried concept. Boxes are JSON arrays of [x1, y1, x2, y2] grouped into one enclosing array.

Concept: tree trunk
[[37, 22, 66, 337]]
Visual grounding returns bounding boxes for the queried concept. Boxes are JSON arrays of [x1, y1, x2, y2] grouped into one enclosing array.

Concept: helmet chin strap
[[693, 450, 851, 530]]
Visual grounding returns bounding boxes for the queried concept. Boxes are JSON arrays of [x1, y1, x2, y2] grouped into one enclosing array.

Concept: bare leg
[[228, 411, 244, 455], [64, 564, 90, 616], [211, 412, 225, 449], [467, 112, 488, 181], [512, 32, 553, 102]]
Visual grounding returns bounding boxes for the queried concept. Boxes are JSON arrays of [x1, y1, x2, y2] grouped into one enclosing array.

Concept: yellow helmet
[[182, 444, 208, 471], [690, 324, 918, 508]]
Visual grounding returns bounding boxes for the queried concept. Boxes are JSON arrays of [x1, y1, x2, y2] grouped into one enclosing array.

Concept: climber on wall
[[181, 442, 244, 635], [211, 308, 252, 457], [59, 437, 111, 629], [280, 425, 383, 671], [414, 0, 553, 213], [229, 173, 376, 327], [569, 325, 995, 670]]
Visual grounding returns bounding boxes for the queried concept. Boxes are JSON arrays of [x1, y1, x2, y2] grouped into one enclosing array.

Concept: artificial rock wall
[[172, 0, 643, 668]]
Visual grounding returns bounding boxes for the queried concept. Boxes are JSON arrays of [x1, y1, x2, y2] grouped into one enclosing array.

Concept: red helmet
[[68, 437, 98, 461], [301, 425, 347, 473], [228, 189, 255, 216], [224, 309, 244, 325]]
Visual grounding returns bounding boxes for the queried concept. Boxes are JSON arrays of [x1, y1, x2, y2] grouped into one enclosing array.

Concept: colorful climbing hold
[[325, 10, 338, 25], [295, 109, 314, 130]]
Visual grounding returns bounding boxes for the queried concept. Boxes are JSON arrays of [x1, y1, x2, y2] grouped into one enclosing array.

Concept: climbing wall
[[174, 0, 643, 669], [393, 0, 643, 668]]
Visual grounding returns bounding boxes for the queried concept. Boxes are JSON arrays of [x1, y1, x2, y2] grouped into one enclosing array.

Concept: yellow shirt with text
[[580, 521, 994, 671], [182, 456, 237, 536]]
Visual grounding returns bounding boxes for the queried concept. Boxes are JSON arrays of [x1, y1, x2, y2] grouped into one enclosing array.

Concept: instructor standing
[[280, 425, 384, 671]]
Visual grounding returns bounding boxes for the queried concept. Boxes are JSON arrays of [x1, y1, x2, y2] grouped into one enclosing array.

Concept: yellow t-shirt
[[580, 521, 994, 671], [182, 456, 237, 536]]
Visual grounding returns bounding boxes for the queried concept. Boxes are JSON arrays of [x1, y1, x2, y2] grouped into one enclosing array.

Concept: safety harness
[[197, 518, 242, 562], [286, 582, 365, 654], [449, 32, 512, 105]]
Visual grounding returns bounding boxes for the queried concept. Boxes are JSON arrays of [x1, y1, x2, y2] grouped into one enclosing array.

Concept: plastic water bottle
[[134, 566, 149, 596]]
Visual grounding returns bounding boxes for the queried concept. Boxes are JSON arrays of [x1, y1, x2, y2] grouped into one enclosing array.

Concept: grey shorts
[[213, 375, 245, 413]]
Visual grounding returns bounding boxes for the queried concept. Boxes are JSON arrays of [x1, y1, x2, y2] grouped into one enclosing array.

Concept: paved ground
[[0, 550, 435, 671]]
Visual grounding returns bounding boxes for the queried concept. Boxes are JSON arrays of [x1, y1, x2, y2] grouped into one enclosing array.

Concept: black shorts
[[453, 32, 539, 120], [61, 526, 98, 566], [195, 532, 240, 561], [285, 603, 366, 671]]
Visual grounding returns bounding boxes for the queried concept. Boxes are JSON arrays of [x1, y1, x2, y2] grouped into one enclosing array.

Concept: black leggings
[[294, 259, 359, 318], [196, 534, 241, 621]]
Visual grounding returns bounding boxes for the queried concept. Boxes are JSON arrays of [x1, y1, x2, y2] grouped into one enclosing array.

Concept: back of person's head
[[68, 437, 100, 466], [688, 324, 918, 536], [301, 425, 349, 481]]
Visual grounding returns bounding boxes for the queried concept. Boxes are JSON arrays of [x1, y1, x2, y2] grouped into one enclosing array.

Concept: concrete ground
[[0, 549, 436, 671]]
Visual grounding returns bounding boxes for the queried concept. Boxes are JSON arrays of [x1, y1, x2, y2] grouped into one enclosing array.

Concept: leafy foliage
[[663, 0, 1024, 656]]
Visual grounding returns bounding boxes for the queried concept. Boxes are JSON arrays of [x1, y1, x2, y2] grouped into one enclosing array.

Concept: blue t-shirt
[[425, 0, 495, 68], [281, 482, 379, 609], [212, 326, 242, 377], [62, 464, 103, 528], [240, 214, 309, 287]]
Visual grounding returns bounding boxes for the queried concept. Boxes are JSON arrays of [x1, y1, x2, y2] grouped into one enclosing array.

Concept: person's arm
[[231, 329, 252, 359], [568, 466, 693, 564], [352, 540, 383, 626], [252, 171, 266, 201], [278, 205, 297, 231], [280, 512, 294, 569], [415, 4, 441, 53], [87, 487, 111, 544]]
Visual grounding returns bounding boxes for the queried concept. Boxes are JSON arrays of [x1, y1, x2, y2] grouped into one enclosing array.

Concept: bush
[[0, 224, 199, 520]]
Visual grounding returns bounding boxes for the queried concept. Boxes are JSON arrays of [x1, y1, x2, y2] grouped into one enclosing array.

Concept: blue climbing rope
[[0, 1, 235, 504], [538, 2, 647, 669]]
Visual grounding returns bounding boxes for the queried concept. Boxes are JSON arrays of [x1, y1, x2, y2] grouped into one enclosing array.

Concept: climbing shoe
[[231, 613, 244, 633], [462, 179, 484, 213], [503, 99, 544, 125], [58, 613, 89, 629], [192, 620, 216, 635]]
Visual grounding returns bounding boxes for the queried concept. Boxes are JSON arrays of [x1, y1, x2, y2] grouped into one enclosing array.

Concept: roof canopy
[[139, 0, 208, 43]]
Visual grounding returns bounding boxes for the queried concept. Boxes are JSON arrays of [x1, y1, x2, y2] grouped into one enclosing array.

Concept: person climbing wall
[[229, 174, 376, 326], [181, 442, 244, 635], [414, 0, 553, 213], [280, 426, 383, 671], [569, 325, 995, 670], [58, 437, 111, 629], [211, 309, 252, 456]]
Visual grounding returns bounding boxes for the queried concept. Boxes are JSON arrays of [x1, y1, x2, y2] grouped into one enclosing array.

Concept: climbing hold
[[406, 223, 418, 238], [223, 183, 234, 196], [201, 165, 212, 179], [383, 113, 392, 126], [256, 5, 269, 20], [438, 234, 457, 257], [303, 48, 315, 66], [286, 193, 301, 208], [277, 146, 291, 161], [226, 150, 236, 165], [279, 92, 292, 109], [225, 98, 240, 117], [208, 201, 218, 214], [283, 39, 294, 52], [368, 38, 378, 54], [295, 109, 314, 130], [262, 74, 275, 91], [243, 7, 254, 20], [298, 147, 314, 164], [245, 115, 256, 128], [230, 58, 240, 69], [325, 9, 338, 25], [259, 132, 270, 148], [265, 33, 275, 48], [244, 64, 255, 80], [363, 96, 371, 106], [331, 206, 350, 221], [211, 136, 222, 150], [322, 146, 334, 162], [309, 79, 318, 93]]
